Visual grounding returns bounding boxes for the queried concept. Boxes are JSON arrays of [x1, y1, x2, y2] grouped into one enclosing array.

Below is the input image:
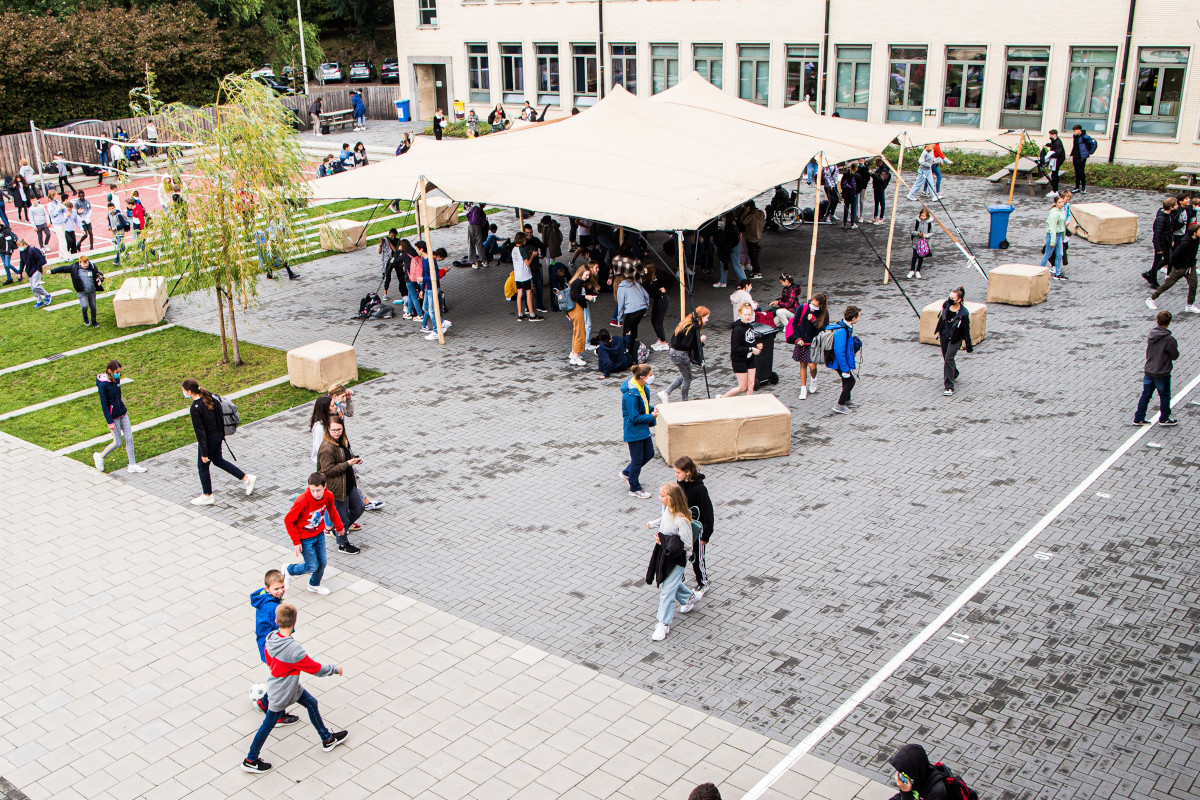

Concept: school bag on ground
[[357, 292, 382, 319], [211, 394, 241, 437], [929, 762, 979, 800]]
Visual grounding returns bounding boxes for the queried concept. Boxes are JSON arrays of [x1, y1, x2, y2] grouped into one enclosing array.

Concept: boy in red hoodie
[[281, 472, 344, 597]]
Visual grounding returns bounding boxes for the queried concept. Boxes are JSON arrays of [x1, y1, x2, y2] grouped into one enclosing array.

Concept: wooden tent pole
[[677, 230, 687, 323], [1007, 131, 1025, 205], [419, 176, 445, 345], [883, 133, 906, 285], [805, 153, 823, 300]]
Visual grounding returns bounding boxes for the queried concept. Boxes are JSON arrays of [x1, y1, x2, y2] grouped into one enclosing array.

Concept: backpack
[[636, 341, 650, 364], [785, 303, 807, 344], [554, 283, 575, 312], [689, 506, 703, 539], [357, 291, 381, 318], [809, 326, 838, 366], [930, 762, 979, 800], [211, 394, 241, 437]]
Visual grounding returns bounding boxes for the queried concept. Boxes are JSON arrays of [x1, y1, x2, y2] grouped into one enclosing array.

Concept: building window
[[572, 43, 598, 107], [611, 44, 637, 94], [694, 44, 723, 89], [942, 46, 985, 127], [785, 45, 819, 107], [468, 44, 490, 103], [1000, 46, 1049, 130], [1063, 48, 1117, 133], [886, 46, 926, 123], [418, 0, 437, 26], [1131, 47, 1188, 136], [501, 43, 524, 104], [651, 44, 679, 95], [536, 44, 560, 106], [835, 45, 871, 119], [738, 44, 770, 105]]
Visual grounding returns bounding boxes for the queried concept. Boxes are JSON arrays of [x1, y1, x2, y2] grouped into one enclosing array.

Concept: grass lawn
[[0, 293, 168, 370]]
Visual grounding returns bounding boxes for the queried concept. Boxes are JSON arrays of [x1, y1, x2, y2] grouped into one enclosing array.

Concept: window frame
[[572, 43, 599, 107], [467, 43, 491, 104], [784, 44, 819, 107], [536, 43, 560, 106], [999, 46, 1050, 130], [693, 43, 723, 90], [1062, 47, 1117, 134], [650, 43, 679, 95], [941, 45, 986, 127], [738, 44, 770, 106], [417, 0, 438, 27], [834, 45, 871, 119], [500, 43, 525, 104], [1130, 47, 1189, 137], [610, 43, 638, 94], [886, 45, 928, 123]]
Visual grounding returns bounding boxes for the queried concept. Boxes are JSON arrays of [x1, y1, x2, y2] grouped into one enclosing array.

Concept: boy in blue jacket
[[250, 569, 299, 725], [828, 305, 861, 415]]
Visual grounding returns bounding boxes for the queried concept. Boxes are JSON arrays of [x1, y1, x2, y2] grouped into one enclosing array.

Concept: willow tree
[[123, 74, 310, 365]]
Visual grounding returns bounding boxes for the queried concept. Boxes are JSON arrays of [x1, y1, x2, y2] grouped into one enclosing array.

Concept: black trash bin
[[750, 321, 781, 389]]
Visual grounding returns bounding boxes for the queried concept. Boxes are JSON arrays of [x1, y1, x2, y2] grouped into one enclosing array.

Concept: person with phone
[[315, 419, 363, 555], [888, 743, 946, 800]]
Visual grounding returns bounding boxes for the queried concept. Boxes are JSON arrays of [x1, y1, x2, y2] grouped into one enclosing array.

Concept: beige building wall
[[392, 0, 1200, 164]]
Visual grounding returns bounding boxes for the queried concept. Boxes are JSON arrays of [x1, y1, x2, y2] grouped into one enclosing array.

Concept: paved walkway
[[0, 432, 891, 800]]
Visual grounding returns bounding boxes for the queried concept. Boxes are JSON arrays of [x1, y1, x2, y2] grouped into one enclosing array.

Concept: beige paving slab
[[0, 432, 889, 800]]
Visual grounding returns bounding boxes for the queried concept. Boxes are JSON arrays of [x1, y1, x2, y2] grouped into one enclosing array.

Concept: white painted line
[[56, 375, 289, 454], [0, 324, 175, 377], [0, 379, 134, 421], [741, 369, 1200, 800]]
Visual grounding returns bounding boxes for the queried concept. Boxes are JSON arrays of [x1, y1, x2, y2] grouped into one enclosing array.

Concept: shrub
[[421, 120, 495, 138]]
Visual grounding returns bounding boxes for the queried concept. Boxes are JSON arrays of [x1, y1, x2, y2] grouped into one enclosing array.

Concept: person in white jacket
[[906, 144, 944, 202]]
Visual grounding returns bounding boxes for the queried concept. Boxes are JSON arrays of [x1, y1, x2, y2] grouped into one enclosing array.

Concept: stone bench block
[[986, 264, 1050, 306], [417, 196, 461, 230], [653, 394, 791, 466], [319, 219, 369, 252], [919, 300, 987, 346], [113, 276, 168, 328], [1068, 202, 1138, 244], [287, 340, 358, 392]]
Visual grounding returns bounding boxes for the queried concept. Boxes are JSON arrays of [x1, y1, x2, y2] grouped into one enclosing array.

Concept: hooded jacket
[[677, 474, 714, 540], [827, 320, 857, 373], [250, 588, 282, 663], [1153, 208, 1174, 254], [262, 631, 338, 713], [597, 335, 634, 378], [645, 530, 688, 587], [96, 373, 127, 423], [621, 377, 656, 442], [887, 743, 948, 800], [1144, 325, 1179, 377], [935, 301, 973, 352]]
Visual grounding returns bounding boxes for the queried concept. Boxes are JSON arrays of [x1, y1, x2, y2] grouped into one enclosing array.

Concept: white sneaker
[[657, 391, 669, 405], [92, 452, 104, 471], [191, 494, 215, 505], [906, 271, 915, 278], [712, 282, 726, 288], [915, 271, 922, 279], [629, 489, 652, 499], [585, 344, 598, 351], [1045, 191, 1058, 198], [681, 588, 704, 613], [807, 383, 816, 395], [1146, 297, 1158, 310], [306, 584, 330, 595], [442, 319, 452, 331], [127, 464, 147, 473], [569, 355, 585, 366], [652, 623, 669, 641], [244, 474, 256, 496], [1186, 305, 1200, 314], [799, 386, 808, 400], [651, 341, 669, 351], [281, 562, 292, 591], [425, 332, 439, 340]]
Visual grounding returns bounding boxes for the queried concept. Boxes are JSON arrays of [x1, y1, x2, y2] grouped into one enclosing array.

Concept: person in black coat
[[18, 239, 51, 307], [1143, 197, 1178, 289], [50, 253, 103, 326], [934, 287, 973, 396], [887, 743, 948, 800], [1148, 222, 1200, 312], [1042, 129, 1067, 194], [840, 164, 859, 229], [182, 378, 255, 505], [674, 456, 714, 589]]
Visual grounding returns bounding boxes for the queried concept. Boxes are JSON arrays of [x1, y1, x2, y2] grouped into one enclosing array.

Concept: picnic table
[[318, 109, 355, 134], [1167, 166, 1200, 194], [987, 157, 1051, 197]]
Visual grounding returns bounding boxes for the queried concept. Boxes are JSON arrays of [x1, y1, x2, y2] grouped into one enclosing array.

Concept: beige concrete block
[[1068, 202, 1138, 244], [319, 218, 369, 251], [113, 277, 168, 328], [286, 339, 358, 391], [653, 394, 791, 465], [919, 300, 986, 346], [986, 263, 1051, 306], [419, 196, 462, 230]]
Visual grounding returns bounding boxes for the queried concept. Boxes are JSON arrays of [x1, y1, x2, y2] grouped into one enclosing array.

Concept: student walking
[[934, 287, 973, 396], [906, 144, 943, 201], [1043, 129, 1066, 195], [870, 157, 890, 223], [645, 482, 703, 641], [47, 191, 69, 256], [1039, 196, 1068, 279], [566, 263, 597, 366], [616, 267, 650, 359], [1133, 310, 1180, 426], [50, 253, 102, 326], [18, 239, 50, 306], [241, 602, 347, 773], [326, 385, 383, 512], [74, 191, 94, 250], [840, 164, 859, 229], [54, 152, 76, 194], [908, 209, 933, 278], [432, 108, 446, 140], [93, 360, 146, 473], [723, 303, 763, 398], [661, 306, 710, 402], [183, 378, 255, 505], [674, 456, 714, 590], [249, 569, 299, 723], [29, 199, 51, 250], [931, 145, 952, 194], [1147, 223, 1200, 313], [790, 292, 828, 399], [0, 224, 17, 284], [1048, 189, 1074, 273], [1069, 125, 1097, 193], [282, 472, 345, 597], [315, 419, 364, 555], [645, 264, 672, 351], [621, 364, 660, 499], [1144, 197, 1178, 289], [829, 305, 862, 414]]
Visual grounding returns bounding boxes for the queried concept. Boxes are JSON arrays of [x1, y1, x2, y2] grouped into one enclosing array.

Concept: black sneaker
[[242, 758, 272, 773], [529, 314, 546, 321], [1159, 419, 1178, 427], [322, 730, 349, 752], [1133, 420, 1150, 426], [516, 314, 527, 322], [277, 713, 300, 725], [338, 543, 361, 554]]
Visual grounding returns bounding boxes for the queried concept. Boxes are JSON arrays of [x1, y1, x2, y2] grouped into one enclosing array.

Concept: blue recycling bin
[[395, 99, 411, 122], [987, 203, 1014, 249]]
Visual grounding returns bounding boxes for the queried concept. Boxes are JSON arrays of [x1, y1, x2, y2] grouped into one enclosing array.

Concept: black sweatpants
[[651, 295, 669, 343], [838, 373, 855, 405], [623, 309, 646, 357], [1072, 157, 1086, 191]]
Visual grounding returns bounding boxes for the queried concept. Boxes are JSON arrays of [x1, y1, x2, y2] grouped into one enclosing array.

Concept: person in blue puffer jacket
[[621, 364, 659, 499], [827, 305, 861, 415]]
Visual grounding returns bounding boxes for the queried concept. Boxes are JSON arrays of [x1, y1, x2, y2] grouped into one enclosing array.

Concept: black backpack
[[930, 762, 978, 800], [357, 292, 381, 318]]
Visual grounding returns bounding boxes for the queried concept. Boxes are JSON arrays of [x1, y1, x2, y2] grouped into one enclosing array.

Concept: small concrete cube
[[920, 300, 986, 345], [113, 276, 168, 328], [319, 219, 369, 252], [419, 197, 461, 230], [986, 264, 1051, 306], [653, 395, 791, 465], [1068, 202, 1138, 244], [287, 340, 358, 391]]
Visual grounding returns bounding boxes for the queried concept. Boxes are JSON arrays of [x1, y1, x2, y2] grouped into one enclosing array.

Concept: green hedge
[[421, 120, 496, 138]]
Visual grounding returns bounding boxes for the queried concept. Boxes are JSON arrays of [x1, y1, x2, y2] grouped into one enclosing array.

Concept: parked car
[[254, 75, 295, 95], [380, 57, 399, 84], [319, 62, 344, 83], [250, 64, 275, 79], [348, 60, 375, 83]]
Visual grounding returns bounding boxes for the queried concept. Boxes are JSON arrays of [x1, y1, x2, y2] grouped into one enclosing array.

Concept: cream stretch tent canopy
[[309, 86, 866, 232]]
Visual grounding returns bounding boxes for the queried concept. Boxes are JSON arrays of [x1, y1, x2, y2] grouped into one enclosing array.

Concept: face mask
[[113, 372, 121, 380], [645, 376, 656, 385], [810, 303, 819, 312], [183, 389, 190, 399]]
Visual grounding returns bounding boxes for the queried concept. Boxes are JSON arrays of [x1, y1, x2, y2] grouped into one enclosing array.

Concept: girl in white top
[[646, 482, 703, 641], [728, 278, 758, 321]]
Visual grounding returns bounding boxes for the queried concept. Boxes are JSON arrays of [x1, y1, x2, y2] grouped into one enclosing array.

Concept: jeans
[[289, 533, 327, 586], [99, 414, 135, 465], [1040, 233, 1064, 272], [941, 339, 962, 390], [718, 252, 746, 285], [29, 271, 50, 303], [933, 163, 943, 193], [77, 291, 97, 324], [842, 191, 857, 225], [873, 188, 886, 219], [246, 688, 330, 762], [667, 349, 694, 400], [421, 288, 437, 329], [824, 186, 839, 219], [1151, 266, 1197, 305], [112, 231, 124, 266], [530, 262, 545, 310], [624, 437, 654, 492], [406, 280, 422, 316], [482, 235, 500, 261], [622, 309, 646, 357], [583, 306, 592, 343], [657, 565, 695, 626], [1135, 373, 1171, 423], [838, 373, 856, 405], [1, 252, 13, 281], [333, 487, 364, 546], [353, 112, 365, 128], [197, 436, 244, 494], [697, 239, 714, 273], [0, 204, 8, 228]]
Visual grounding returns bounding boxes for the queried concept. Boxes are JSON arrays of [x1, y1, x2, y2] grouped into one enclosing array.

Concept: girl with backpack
[[723, 303, 763, 398], [789, 292, 828, 400], [909, 209, 934, 278], [674, 456, 714, 590], [183, 378, 255, 505], [645, 482, 703, 641], [566, 263, 597, 367], [661, 305, 710, 402]]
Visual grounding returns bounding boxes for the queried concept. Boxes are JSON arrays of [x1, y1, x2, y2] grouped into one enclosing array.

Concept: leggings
[[623, 309, 646, 357], [667, 349, 694, 400], [382, 261, 404, 294], [99, 414, 136, 466], [911, 251, 926, 270], [842, 192, 857, 225], [651, 295, 669, 342]]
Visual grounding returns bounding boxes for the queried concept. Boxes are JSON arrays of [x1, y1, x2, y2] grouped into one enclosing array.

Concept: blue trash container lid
[[987, 204, 1015, 213]]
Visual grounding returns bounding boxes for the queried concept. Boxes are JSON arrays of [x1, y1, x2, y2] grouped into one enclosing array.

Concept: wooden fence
[[282, 85, 403, 120]]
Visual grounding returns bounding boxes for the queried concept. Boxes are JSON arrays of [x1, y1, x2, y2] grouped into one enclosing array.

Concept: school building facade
[[391, 0, 1200, 164]]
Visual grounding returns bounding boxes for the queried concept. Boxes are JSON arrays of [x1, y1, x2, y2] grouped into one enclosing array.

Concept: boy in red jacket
[[281, 472, 344, 597]]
